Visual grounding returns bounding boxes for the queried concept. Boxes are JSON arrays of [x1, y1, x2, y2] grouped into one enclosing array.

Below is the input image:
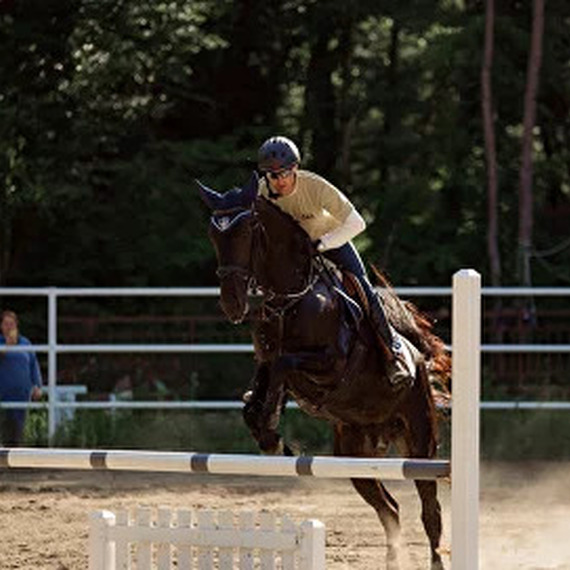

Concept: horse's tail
[[370, 266, 452, 403]]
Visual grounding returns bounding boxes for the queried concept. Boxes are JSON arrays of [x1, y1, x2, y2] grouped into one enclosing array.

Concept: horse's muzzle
[[219, 278, 250, 324], [221, 299, 249, 324]]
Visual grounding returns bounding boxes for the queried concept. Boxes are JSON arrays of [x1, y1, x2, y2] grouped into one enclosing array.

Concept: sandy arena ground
[[0, 461, 569, 569]]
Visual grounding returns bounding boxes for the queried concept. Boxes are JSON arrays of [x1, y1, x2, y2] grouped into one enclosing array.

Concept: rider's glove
[[312, 239, 324, 255]]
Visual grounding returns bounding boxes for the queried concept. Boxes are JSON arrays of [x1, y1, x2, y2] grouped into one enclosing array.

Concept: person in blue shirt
[[0, 310, 43, 446]]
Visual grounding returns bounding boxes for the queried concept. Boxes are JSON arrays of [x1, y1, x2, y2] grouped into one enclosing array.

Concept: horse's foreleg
[[243, 361, 290, 455], [334, 425, 402, 570]]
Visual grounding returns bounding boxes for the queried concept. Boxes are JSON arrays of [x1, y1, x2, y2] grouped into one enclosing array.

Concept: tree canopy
[[1, 0, 569, 287]]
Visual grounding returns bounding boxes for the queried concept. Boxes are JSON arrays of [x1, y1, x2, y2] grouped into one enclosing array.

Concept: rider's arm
[[316, 209, 366, 252], [309, 175, 366, 251]]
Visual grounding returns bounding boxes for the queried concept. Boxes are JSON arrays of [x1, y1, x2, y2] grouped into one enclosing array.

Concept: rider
[[257, 135, 415, 388]]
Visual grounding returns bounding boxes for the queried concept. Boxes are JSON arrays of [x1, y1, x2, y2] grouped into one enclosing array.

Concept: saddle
[[318, 259, 419, 390]]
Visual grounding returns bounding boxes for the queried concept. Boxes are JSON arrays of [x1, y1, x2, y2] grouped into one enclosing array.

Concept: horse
[[198, 172, 451, 570]]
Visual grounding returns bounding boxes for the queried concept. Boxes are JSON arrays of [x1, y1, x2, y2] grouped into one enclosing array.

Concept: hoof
[[431, 558, 445, 570], [386, 545, 401, 570], [260, 439, 284, 455]]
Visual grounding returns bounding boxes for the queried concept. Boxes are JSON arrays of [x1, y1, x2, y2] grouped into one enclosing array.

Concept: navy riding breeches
[[322, 242, 394, 347], [321, 242, 374, 301]]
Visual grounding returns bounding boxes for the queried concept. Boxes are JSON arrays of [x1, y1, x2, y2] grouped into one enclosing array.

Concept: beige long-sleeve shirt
[[259, 170, 364, 249]]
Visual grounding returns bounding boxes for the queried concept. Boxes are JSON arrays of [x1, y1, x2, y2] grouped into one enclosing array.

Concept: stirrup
[[387, 334, 416, 388], [386, 355, 414, 389]]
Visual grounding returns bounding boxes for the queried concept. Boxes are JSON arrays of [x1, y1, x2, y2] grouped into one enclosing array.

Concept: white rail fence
[[89, 508, 325, 570], [1, 283, 569, 442], [2, 269, 482, 570]]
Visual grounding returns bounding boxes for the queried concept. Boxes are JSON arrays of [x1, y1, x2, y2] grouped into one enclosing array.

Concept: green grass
[[21, 407, 570, 461]]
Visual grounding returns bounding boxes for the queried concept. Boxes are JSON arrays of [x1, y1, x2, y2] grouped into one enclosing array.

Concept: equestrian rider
[[257, 135, 415, 388]]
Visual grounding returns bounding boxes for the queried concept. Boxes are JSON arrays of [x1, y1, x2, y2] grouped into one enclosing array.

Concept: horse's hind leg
[[334, 424, 402, 570], [397, 365, 445, 569], [414, 480, 444, 570]]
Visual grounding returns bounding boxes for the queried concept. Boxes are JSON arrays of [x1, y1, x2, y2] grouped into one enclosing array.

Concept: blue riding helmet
[[258, 136, 301, 173]]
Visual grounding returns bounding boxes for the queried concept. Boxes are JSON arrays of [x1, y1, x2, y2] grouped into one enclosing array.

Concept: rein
[[261, 259, 319, 303], [258, 266, 320, 357], [216, 265, 250, 280]]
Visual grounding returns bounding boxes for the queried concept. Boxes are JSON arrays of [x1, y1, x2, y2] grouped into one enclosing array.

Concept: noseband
[[216, 264, 251, 281]]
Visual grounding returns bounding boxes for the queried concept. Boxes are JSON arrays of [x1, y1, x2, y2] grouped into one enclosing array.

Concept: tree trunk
[[338, 18, 356, 190], [0, 191, 10, 287], [481, 0, 504, 341], [482, 0, 501, 288], [305, 28, 338, 175], [517, 0, 545, 287]]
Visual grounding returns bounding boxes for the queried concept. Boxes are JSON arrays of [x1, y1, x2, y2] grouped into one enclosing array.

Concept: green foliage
[[24, 407, 570, 461], [1, 0, 569, 287], [51, 409, 263, 452], [3, 1, 570, 450], [42, 407, 334, 454], [481, 410, 570, 460]]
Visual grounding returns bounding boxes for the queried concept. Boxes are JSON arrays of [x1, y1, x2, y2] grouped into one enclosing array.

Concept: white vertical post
[[451, 269, 481, 570], [89, 510, 116, 570], [47, 287, 58, 445], [298, 519, 326, 570]]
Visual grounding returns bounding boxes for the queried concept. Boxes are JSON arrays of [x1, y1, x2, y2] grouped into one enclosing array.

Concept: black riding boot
[[366, 287, 416, 389], [367, 291, 394, 348]]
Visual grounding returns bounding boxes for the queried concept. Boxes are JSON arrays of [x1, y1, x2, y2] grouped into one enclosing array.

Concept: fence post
[[298, 519, 326, 570], [89, 510, 116, 570], [47, 287, 58, 445], [451, 269, 481, 570]]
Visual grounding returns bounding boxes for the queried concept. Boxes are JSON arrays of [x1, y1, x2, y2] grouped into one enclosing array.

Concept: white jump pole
[[451, 269, 481, 570]]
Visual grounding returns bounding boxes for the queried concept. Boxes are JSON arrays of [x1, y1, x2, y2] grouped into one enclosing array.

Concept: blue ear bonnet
[[197, 171, 259, 212]]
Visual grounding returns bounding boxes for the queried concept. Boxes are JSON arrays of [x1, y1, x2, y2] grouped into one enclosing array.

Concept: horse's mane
[[252, 197, 314, 287], [256, 196, 312, 243]]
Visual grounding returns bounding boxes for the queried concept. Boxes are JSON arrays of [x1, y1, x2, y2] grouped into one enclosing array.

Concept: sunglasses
[[266, 168, 294, 181]]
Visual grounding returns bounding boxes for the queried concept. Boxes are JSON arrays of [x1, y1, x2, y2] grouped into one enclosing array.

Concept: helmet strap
[[264, 174, 281, 199]]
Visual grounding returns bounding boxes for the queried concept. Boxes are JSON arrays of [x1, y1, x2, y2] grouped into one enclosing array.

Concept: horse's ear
[[196, 179, 224, 211], [242, 171, 259, 205]]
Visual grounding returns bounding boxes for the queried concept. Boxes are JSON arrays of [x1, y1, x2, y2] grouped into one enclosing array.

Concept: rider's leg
[[322, 242, 415, 387], [323, 243, 392, 343]]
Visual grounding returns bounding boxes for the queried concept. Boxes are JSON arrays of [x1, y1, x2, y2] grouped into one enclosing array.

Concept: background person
[[257, 136, 416, 388], [0, 310, 43, 446]]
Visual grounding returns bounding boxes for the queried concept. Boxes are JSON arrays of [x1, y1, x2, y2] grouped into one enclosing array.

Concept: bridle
[[211, 199, 319, 303], [211, 207, 256, 290]]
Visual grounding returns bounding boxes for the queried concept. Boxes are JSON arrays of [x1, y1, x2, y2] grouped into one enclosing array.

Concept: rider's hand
[[311, 240, 323, 256]]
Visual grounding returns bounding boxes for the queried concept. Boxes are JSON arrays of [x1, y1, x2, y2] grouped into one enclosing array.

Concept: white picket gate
[[89, 507, 326, 570]]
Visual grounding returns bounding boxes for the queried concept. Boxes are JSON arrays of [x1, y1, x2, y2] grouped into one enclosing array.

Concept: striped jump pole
[[0, 448, 449, 481]]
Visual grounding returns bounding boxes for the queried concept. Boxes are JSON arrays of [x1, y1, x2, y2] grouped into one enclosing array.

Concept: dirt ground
[[0, 461, 568, 570]]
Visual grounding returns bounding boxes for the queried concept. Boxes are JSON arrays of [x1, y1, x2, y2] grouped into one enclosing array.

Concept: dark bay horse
[[198, 173, 451, 570]]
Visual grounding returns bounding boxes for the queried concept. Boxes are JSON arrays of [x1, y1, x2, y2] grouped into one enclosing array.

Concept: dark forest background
[[1, 0, 569, 452], [1, 0, 569, 289]]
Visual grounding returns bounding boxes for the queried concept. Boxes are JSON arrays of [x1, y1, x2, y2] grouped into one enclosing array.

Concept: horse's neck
[[254, 204, 311, 294]]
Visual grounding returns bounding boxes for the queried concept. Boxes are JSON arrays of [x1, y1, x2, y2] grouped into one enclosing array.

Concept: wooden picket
[[89, 507, 325, 570]]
